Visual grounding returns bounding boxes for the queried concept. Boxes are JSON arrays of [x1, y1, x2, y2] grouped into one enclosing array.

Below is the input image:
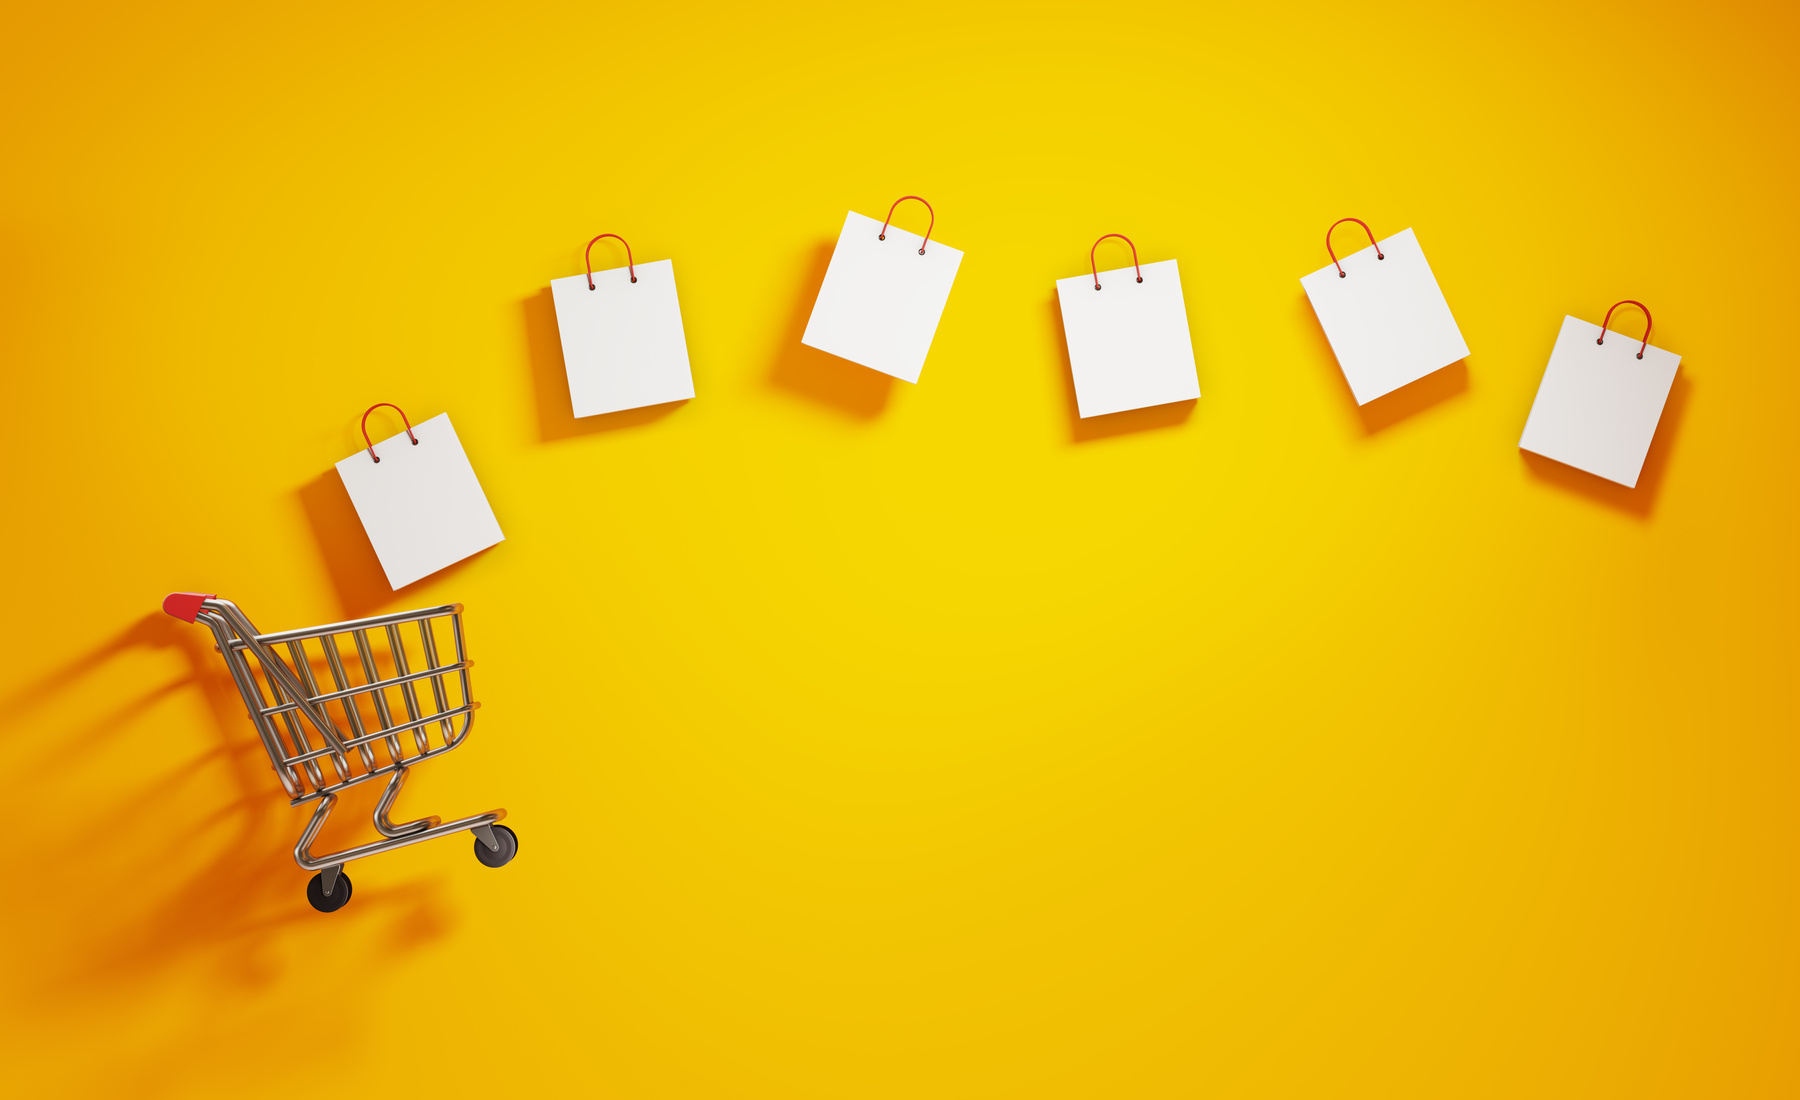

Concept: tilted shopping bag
[[335, 404, 505, 589], [1518, 301, 1679, 488], [550, 232, 695, 417], [801, 195, 963, 383], [1300, 218, 1469, 405], [1055, 233, 1200, 418]]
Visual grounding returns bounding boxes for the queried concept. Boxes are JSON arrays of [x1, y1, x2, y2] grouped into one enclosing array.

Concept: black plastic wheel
[[306, 870, 354, 913], [473, 824, 519, 868]]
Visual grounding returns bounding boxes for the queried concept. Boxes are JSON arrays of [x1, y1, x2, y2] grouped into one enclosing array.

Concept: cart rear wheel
[[473, 824, 519, 868], [306, 870, 353, 913]]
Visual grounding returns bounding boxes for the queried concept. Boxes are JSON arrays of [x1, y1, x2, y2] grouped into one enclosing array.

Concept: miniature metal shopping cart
[[163, 592, 517, 912]]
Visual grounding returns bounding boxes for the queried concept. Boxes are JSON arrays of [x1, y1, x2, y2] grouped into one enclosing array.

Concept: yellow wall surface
[[2, 1, 1796, 1096]]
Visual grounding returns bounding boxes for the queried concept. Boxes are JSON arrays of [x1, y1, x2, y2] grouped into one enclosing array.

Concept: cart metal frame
[[163, 592, 514, 910]]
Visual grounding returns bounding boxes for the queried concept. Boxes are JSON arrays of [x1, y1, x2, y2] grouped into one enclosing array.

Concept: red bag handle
[[1089, 234, 1143, 290], [585, 233, 637, 289], [1325, 217, 1384, 278], [878, 196, 936, 254], [360, 403, 418, 464], [1596, 300, 1653, 359]]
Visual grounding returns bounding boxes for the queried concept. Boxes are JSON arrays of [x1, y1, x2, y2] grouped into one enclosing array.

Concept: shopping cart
[[163, 592, 517, 912]]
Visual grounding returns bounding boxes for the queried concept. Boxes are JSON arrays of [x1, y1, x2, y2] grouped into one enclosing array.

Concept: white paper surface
[[1299, 227, 1469, 405], [800, 211, 964, 383], [1518, 315, 1680, 488], [335, 413, 505, 590], [1055, 258, 1200, 418], [550, 257, 695, 417]]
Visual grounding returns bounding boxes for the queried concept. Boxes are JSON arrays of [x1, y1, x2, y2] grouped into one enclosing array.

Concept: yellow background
[[3, 1, 1796, 1095]]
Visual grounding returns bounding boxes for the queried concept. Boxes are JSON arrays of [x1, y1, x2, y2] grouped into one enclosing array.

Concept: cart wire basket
[[163, 592, 516, 912]]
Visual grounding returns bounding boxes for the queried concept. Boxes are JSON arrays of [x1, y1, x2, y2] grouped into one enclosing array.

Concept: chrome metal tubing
[[352, 627, 405, 763], [320, 633, 378, 771], [256, 659, 472, 716], [286, 638, 350, 784], [242, 603, 463, 647], [294, 794, 506, 871], [285, 720, 476, 804], [387, 622, 430, 756], [417, 618, 456, 745], [281, 704, 475, 765], [371, 767, 440, 838], [202, 600, 348, 756], [180, 595, 506, 880]]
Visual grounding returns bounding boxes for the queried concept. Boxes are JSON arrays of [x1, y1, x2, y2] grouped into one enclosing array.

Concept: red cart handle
[[1597, 300, 1652, 359], [1090, 234, 1143, 290], [878, 196, 936, 254], [1326, 217, 1384, 278], [162, 592, 216, 622]]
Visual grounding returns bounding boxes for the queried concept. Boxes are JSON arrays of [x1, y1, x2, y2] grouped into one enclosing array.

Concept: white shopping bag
[[335, 407, 505, 590], [1300, 220, 1469, 405], [1518, 303, 1679, 488], [550, 234, 694, 417], [1055, 235, 1200, 418], [800, 197, 963, 383]]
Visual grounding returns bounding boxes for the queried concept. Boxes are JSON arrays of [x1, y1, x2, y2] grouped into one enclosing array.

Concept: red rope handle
[[1325, 217, 1384, 278], [585, 233, 637, 290], [360, 403, 418, 464], [1597, 300, 1653, 359], [1090, 234, 1143, 290], [877, 196, 935, 254]]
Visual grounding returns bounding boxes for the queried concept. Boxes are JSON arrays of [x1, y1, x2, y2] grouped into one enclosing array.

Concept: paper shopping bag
[[335, 406, 505, 590], [1518, 302, 1680, 488], [1055, 234, 1200, 418], [1300, 220, 1469, 405], [550, 233, 695, 417], [801, 197, 963, 383]]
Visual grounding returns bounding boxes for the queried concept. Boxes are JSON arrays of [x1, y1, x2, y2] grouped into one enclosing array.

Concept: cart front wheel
[[473, 824, 519, 868], [306, 870, 353, 913]]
